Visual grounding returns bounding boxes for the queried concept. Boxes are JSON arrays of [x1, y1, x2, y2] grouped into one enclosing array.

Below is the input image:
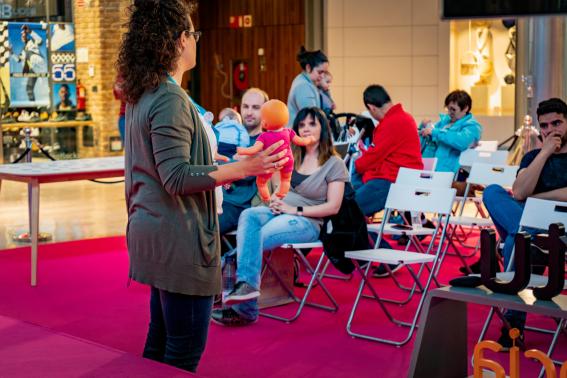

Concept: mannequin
[[474, 22, 494, 85]]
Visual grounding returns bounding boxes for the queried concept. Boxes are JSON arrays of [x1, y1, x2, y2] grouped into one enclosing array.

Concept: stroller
[[328, 111, 376, 175]]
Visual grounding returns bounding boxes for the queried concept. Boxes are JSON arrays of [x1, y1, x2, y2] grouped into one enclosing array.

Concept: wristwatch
[[296, 206, 304, 216]]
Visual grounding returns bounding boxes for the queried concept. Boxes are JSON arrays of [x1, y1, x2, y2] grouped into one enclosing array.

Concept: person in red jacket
[[353, 85, 424, 276], [353, 85, 423, 212]]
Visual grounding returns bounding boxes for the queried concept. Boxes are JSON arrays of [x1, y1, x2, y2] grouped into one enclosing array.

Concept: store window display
[[452, 19, 516, 116]]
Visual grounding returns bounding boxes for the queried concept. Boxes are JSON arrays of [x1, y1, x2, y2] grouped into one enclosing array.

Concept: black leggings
[[143, 287, 213, 373]]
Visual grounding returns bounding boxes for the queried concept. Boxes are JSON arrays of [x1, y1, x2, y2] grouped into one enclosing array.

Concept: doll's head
[[261, 99, 289, 130]]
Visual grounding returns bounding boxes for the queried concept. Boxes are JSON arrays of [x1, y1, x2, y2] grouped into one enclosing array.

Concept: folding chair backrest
[[475, 140, 498, 152], [422, 157, 438, 171], [396, 167, 453, 189], [459, 149, 508, 167], [333, 141, 350, 159], [385, 184, 456, 215], [466, 163, 519, 188], [519, 198, 567, 230]]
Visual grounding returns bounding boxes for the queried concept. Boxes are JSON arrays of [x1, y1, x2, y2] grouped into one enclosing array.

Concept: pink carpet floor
[[0, 315, 191, 377], [1, 236, 565, 377]]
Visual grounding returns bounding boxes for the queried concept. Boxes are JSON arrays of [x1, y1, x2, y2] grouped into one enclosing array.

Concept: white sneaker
[[17, 110, 30, 122]]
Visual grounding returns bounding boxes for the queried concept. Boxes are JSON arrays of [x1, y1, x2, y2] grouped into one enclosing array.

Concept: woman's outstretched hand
[[240, 140, 289, 177]]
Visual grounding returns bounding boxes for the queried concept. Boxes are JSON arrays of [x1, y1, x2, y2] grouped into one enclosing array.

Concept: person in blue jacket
[[420, 90, 482, 175], [286, 46, 329, 127]]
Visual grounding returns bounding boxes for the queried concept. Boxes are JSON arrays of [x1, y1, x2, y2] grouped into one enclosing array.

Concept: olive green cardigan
[[125, 81, 221, 296]]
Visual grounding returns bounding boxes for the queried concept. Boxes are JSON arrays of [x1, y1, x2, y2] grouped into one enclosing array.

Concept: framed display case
[[450, 19, 517, 116]]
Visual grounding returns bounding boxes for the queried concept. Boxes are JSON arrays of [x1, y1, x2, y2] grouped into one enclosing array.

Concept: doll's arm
[[237, 141, 264, 156], [292, 135, 316, 146]]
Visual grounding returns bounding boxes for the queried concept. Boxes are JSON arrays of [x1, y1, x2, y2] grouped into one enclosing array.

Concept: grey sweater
[[125, 81, 221, 296]]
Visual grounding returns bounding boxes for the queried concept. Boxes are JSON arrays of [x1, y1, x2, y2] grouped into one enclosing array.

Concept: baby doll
[[237, 99, 315, 202], [214, 107, 249, 158]]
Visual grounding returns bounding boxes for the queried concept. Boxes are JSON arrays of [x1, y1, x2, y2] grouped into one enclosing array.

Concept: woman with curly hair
[[117, 0, 288, 372]]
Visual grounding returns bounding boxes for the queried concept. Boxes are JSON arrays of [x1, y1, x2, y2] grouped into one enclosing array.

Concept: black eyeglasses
[[182, 30, 201, 43]]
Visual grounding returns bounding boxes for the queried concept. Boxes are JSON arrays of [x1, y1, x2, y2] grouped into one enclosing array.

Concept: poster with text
[[8, 22, 49, 108]]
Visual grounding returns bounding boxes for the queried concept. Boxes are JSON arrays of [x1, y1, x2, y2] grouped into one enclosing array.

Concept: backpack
[[319, 183, 370, 274]]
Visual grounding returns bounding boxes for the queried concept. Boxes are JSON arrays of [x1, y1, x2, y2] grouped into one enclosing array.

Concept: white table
[[0, 157, 125, 286]]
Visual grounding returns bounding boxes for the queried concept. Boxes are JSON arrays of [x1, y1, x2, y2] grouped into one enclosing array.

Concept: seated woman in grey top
[[212, 107, 349, 326]]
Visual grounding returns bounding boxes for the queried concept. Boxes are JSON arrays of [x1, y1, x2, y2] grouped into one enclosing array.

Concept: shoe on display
[[372, 263, 403, 278], [210, 308, 257, 327], [39, 111, 49, 121], [2, 112, 16, 124], [54, 113, 68, 122], [17, 110, 31, 122], [28, 111, 40, 122], [222, 281, 260, 305], [75, 112, 92, 121]]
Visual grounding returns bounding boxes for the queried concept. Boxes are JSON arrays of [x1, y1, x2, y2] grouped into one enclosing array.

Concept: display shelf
[[1, 120, 94, 129]]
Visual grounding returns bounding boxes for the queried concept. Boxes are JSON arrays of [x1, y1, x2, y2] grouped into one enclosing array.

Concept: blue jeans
[[352, 173, 391, 217], [231, 206, 320, 319], [143, 287, 213, 372], [483, 185, 525, 268]]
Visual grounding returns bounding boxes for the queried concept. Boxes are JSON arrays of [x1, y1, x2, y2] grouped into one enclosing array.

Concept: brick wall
[[73, 0, 129, 157]]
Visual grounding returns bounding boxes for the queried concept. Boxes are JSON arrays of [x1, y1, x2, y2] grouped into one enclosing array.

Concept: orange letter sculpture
[[473, 340, 506, 378]]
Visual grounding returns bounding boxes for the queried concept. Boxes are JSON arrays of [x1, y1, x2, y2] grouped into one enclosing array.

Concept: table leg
[[408, 295, 468, 378], [29, 180, 39, 286]]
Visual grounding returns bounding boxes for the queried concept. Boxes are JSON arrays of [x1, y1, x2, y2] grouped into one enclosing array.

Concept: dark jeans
[[352, 173, 391, 217], [352, 172, 393, 250], [219, 202, 247, 235], [143, 287, 213, 373], [219, 202, 248, 255]]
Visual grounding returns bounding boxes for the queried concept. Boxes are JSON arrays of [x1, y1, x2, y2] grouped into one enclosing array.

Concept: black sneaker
[[211, 308, 257, 327], [497, 326, 525, 351], [372, 263, 403, 278], [222, 281, 260, 305]]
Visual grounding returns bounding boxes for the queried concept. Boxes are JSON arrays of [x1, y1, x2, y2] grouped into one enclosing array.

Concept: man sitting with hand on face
[[483, 97, 567, 348]]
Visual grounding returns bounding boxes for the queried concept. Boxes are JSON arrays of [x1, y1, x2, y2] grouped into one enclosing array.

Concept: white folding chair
[[458, 149, 509, 168], [370, 168, 453, 239], [345, 184, 456, 346], [441, 163, 518, 272], [475, 140, 498, 152], [452, 149, 510, 229], [366, 168, 454, 282], [478, 198, 567, 376], [422, 157, 438, 171], [259, 241, 339, 323]]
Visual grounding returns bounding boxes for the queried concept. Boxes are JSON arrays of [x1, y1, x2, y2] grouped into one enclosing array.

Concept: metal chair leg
[[260, 249, 338, 323], [347, 256, 441, 346], [538, 319, 565, 378], [319, 258, 352, 281]]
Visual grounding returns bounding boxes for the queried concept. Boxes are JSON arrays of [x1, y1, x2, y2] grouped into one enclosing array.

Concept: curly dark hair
[[117, 0, 196, 104]]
